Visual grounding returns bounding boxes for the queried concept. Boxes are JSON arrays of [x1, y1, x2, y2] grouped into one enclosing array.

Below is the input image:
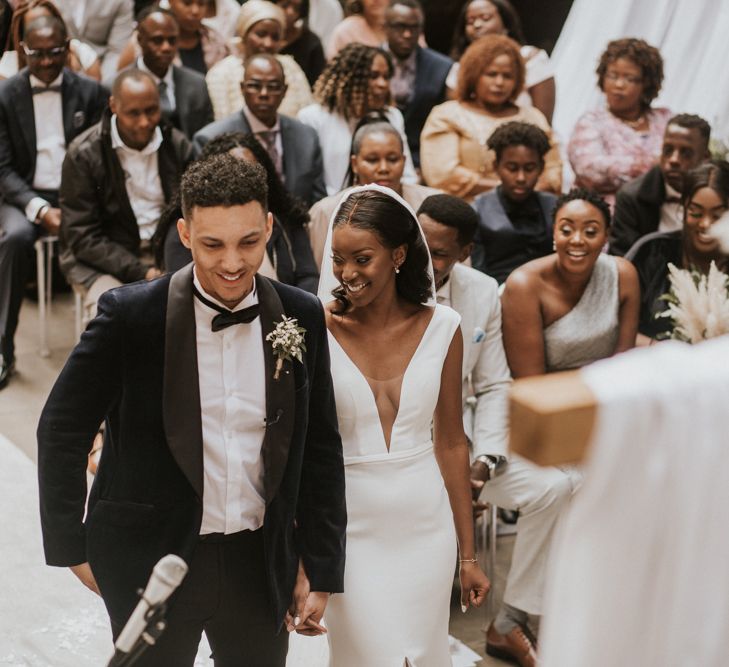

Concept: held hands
[[40, 207, 62, 235], [459, 560, 490, 612], [285, 560, 329, 636], [70, 562, 101, 596]]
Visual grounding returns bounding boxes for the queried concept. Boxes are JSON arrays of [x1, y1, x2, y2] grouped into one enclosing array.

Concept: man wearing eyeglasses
[[384, 0, 452, 169], [0, 14, 106, 390], [118, 6, 213, 140], [192, 53, 326, 206]]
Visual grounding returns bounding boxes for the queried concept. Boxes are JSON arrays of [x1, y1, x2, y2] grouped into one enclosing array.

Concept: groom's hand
[[286, 560, 311, 632], [295, 591, 329, 637], [70, 562, 100, 596]]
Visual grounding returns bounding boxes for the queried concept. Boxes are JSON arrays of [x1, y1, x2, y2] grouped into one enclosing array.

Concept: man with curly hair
[[38, 153, 346, 664]]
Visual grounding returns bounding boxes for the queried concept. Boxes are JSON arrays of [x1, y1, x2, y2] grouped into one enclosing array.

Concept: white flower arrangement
[[658, 261, 729, 343], [265, 316, 307, 379]]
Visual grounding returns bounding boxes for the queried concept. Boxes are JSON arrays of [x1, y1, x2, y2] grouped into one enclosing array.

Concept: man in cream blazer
[[419, 194, 578, 667]]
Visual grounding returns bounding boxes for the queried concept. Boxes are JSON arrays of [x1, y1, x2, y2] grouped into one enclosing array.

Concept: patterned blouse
[[568, 107, 672, 205]]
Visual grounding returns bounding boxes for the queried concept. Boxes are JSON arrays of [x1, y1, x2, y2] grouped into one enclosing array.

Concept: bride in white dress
[[314, 184, 490, 666]]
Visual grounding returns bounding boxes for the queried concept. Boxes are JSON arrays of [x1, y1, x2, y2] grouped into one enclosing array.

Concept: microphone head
[[145, 554, 189, 604]]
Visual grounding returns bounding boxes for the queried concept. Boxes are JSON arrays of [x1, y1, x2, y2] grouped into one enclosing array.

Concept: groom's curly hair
[[180, 154, 268, 220], [330, 190, 433, 314]]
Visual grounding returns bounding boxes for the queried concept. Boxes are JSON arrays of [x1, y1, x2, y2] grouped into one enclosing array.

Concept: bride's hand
[[459, 561, 490, 611], [286, 560, 310, 632]]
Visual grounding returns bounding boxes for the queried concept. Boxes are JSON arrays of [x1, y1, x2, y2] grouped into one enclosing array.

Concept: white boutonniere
[[266, 316, 307, 380]]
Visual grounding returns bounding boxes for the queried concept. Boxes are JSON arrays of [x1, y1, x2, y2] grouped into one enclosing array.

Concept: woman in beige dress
[[420, 34, 561, 202]]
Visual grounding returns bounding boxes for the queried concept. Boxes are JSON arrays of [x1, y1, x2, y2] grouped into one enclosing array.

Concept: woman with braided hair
[[298, 42, 416, 195]]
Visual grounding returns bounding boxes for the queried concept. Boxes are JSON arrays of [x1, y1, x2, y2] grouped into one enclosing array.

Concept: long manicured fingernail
[[294, 616, 301, 625], [461, 605, 467, 613]]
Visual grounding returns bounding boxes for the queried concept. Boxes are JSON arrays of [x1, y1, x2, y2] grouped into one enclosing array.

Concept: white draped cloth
[[540, 336, 729, 667], [551, 0, 729, 186]]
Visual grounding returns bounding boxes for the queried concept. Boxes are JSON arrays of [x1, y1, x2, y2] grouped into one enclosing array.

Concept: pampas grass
[[659, 261, 729, 343]]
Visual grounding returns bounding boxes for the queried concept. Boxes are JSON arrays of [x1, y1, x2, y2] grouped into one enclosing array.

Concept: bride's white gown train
[[323, 304, 461, 667]]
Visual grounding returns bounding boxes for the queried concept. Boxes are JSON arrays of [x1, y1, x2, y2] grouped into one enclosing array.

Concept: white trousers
[[480, 455, 581, 615]]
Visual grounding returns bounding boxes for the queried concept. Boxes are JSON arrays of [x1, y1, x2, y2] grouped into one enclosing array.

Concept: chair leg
[[74, 288, 83, 341], [45, 237, 54, 316], [35, 239, 49, 358]]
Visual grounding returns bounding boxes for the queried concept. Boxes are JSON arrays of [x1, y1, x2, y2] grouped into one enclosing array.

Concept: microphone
[[113, 554, 189, 655]]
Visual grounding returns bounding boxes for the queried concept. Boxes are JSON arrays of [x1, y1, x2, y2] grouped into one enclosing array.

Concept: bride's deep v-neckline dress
[[324, 304, 461, 666]]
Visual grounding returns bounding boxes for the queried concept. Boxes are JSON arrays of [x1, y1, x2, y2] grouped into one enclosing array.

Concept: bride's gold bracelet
[[459, 558, 478, 565]]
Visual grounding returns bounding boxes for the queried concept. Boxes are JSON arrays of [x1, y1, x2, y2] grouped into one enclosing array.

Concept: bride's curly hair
[[330, 190, 433, 314]]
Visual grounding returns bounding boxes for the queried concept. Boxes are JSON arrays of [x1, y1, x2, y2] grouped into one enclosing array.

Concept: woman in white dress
[[316, 185, 490, 666]]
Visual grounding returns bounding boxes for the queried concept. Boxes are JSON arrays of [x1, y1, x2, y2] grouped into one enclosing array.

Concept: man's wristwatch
[[474, 454, 507, 481]]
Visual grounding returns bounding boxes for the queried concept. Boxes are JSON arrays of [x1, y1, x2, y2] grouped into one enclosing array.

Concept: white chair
[[34, 235, 57, 357], [34, 236, 85, 356], [478, 503, 498, 617]]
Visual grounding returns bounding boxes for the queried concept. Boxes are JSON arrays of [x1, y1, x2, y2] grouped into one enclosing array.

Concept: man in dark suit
[[384, 0, 453, 168], [193, 53, 326, 206], [609, 114, 711, 256], [38, 154, 346, 664], [124, 6, 214, 140], [59, 69, 193, 321], [0, 15, 106, 389]]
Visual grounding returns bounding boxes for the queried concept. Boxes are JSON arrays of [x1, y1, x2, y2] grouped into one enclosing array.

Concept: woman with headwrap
[[205, 0, 313, 120]]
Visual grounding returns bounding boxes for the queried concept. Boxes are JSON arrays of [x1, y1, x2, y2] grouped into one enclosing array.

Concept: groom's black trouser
[[118, 528, 289, 666]]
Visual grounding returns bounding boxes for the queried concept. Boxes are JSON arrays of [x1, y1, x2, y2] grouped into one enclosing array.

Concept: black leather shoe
[[0, 358, 15, 390]]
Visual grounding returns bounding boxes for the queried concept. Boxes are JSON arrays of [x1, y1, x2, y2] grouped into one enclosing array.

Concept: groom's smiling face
[[177, 202, 273, 309]]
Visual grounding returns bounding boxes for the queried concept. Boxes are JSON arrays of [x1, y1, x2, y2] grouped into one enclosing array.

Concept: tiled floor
[[1, 294, 517, 665]]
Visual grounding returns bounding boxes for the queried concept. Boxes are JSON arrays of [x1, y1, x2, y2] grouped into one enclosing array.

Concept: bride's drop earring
[[394, 263, 401, 274], [552, 240, 556, 251]]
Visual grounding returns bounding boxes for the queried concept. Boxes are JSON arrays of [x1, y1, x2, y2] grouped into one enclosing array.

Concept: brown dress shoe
[[486, 621, 538, 667]]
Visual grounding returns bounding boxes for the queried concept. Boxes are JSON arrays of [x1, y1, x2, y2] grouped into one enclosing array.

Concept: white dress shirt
[[435, 276, 451, 306], [193, 271, 267, 534], [25, 73, 66, 222], [110, 116, 165, 240], [137, 57, 175, 111]]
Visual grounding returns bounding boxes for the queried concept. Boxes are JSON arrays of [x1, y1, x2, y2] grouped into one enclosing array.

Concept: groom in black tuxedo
[[38, 154, 346, 664]]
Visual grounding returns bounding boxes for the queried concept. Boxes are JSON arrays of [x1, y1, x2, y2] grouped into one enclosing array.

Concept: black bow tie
[[193, 285, 260, 332], [31, 85, 62, 95]]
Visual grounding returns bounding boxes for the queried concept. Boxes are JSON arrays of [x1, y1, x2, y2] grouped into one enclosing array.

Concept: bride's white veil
[[316, 184, 436, 306]]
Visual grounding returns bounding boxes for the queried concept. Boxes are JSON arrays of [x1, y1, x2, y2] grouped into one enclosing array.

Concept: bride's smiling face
[[331, 223, 405, 308]]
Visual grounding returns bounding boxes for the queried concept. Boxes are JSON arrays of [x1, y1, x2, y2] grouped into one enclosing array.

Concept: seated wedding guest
[[326, 0, 386, 59], [53, 0, 134, 79], [308, 0, 343, 45], [626, 160, 729, 344], [568, 38, 672, 207], [471, 121, 557, 284], [447, 0, 555, 122], [610, 113, 711, 256], [199, 0, 241, 42], [205, 0, 312, 120], [499, 189, 639, 662], [59, 69, 193, 320], [117, 0, 229, 75], [156, 131, 320, 292], [298, 43, 416, 195], [421, 34, 561, 201], [120, 7, 213, 140], [307, 113, 438, 267], [193, 52, 325, 205], [384, 0, 452, 169], [0, 14, 106, 389], [274, 0, 325, 87], [419, 193, 570, 667], [0, 0, 101, 80]]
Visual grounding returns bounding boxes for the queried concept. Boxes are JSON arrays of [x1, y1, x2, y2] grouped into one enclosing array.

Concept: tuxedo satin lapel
[[163, 263, 204, 498], [257, 275, 295, 504], [15, 74, 36, 163], [61, 70, 80, 143]]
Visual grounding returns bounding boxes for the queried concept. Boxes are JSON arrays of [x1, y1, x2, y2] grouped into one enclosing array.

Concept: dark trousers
[[116, 529, 289, 666], [0, 192, 57, 361]]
